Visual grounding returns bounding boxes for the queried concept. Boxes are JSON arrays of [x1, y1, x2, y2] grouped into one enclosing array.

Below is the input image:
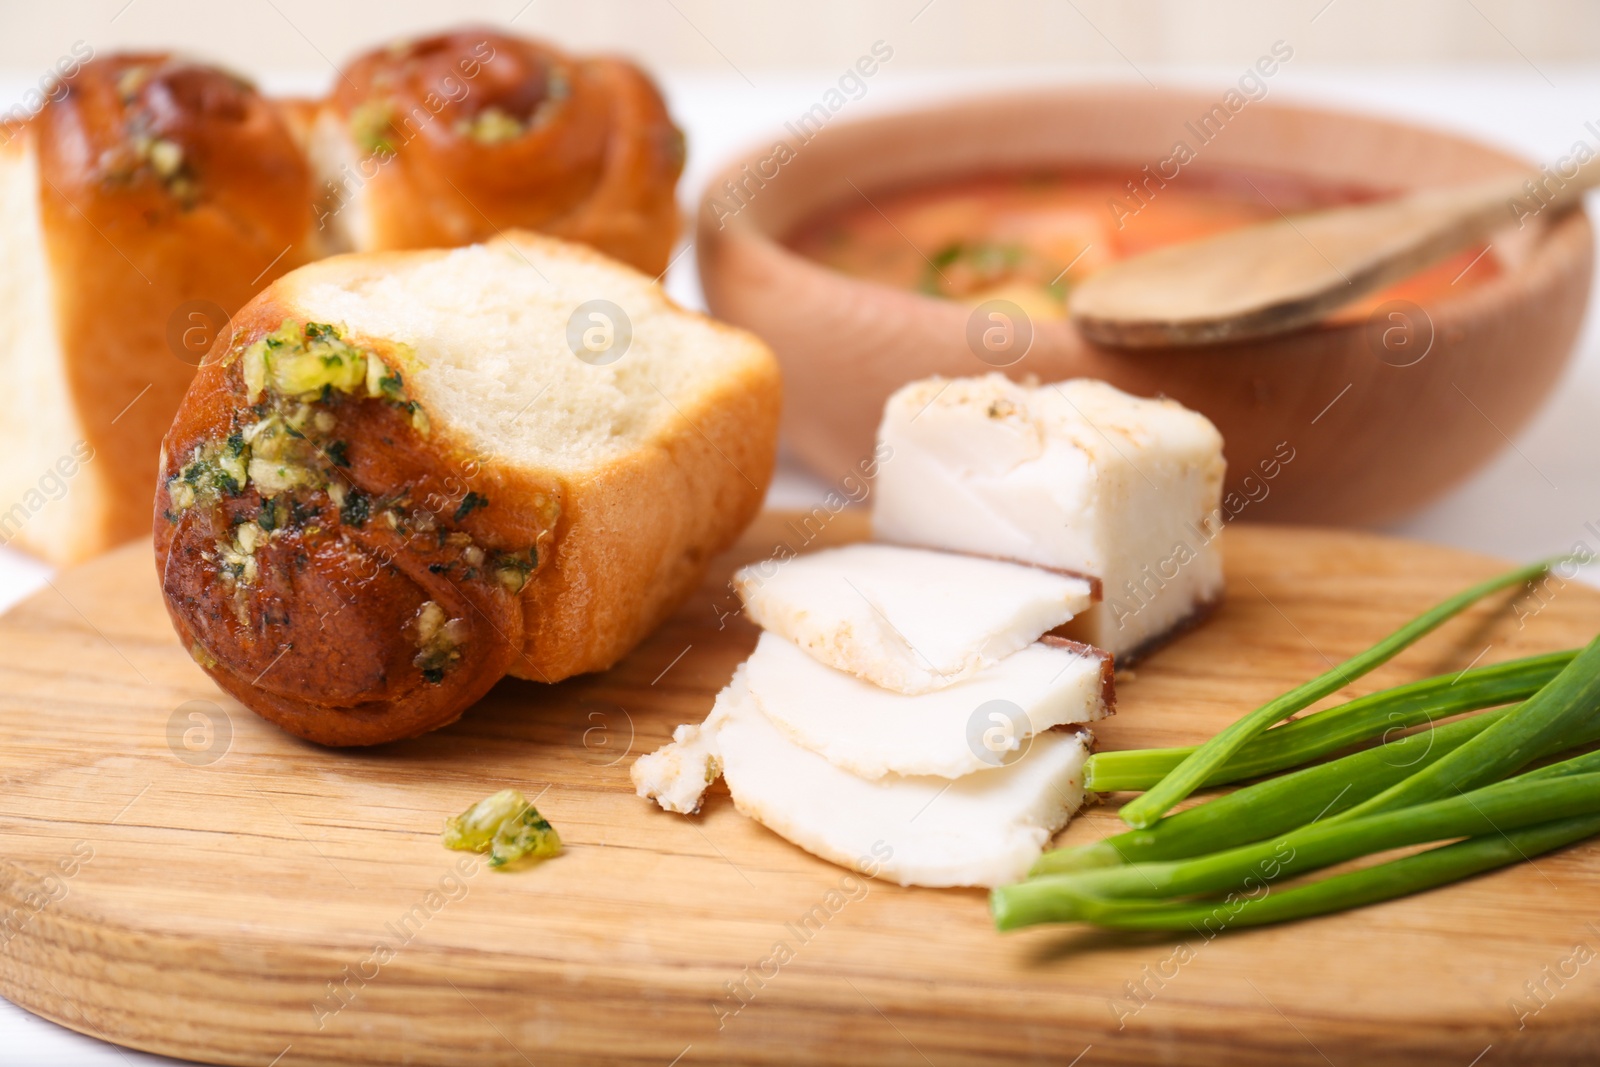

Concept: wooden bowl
[[696, 87, 1593, 526]]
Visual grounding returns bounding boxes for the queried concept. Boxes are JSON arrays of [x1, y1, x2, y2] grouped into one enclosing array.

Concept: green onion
[[1085, 650, 1573, 793], [1334, 634, 1600, 822], [1006, 762, 1600, 921], [995, 812, 1600, 932], [1033, 709, 1503, 875], [1038, 693, 1600, 877], [1117, 557, 1568, 829]]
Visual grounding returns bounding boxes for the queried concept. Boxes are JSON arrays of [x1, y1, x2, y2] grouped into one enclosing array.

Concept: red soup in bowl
[[787, 168, 1498, 324], [696, 88, 1591, 527]]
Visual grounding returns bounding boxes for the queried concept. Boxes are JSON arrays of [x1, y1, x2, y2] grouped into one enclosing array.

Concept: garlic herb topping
[[442, 788, 562, 868], [166, 320, 546, 687]]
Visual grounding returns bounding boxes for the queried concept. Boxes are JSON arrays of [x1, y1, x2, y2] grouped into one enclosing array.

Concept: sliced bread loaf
[[155, 230, 780, 744]]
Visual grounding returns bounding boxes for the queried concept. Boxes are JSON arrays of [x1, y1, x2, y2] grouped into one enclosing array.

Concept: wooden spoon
[[1068, 169, 1598, 347]]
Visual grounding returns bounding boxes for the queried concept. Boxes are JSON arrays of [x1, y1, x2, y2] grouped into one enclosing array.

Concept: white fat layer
[[630, 720, 721, 815], [634, 666, 1095, 887], [872, 374, 1225, 658], [730, 666, 1092, 888], [733, 543, 1093, 694], [744, 631, 1108, 779]]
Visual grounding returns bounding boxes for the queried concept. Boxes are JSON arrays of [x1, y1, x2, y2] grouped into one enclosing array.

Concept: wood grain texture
[[1068, 174, 1600, 347], [1, 512, 1599, 1066]]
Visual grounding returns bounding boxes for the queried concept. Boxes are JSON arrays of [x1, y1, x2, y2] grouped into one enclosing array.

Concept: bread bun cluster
[[313, 29, 684, 272], [0, 28, 683, 565]]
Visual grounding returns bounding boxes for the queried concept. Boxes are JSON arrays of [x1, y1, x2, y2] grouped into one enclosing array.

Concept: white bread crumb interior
[[281, 234, 761, 471]]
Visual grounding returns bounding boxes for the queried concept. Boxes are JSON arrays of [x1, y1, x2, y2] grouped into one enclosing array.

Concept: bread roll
[[0, 32, 686, 567], [0, 54, 317, 564], [310, 30, 684, 275], [154, 231, 780, 746]]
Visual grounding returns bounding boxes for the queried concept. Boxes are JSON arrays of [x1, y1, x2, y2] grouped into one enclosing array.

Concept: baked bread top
[[0, 32, 687, 568], [154, 230, 780, 745], [0, 53, 317, 563], [312, 28, 685, 274]]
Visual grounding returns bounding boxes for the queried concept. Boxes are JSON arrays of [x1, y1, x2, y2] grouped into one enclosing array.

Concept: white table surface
[[3, 62, 1600, 1065]]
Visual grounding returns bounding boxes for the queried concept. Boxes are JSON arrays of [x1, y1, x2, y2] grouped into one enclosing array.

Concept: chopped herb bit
[[455, 105, 526, 144], [242, 319, 363, 400], [442, 788, 562, 868], [340, 488, 370, 527], [216, 522, 264, 591], [422, 667, 445, 684], [350, 99, 396, 154], [489, 805, 561, 867], [412, 600, 467, 678], [116, 66, 149, 102], [918, 240, 1045, 301], [258, 498, 279, 532], [167, 438, 249, 512], [454, 492, 489, 522], [325, 441, 350, 468], [239, 320, 428, 438], [493, 548, 538, 593]]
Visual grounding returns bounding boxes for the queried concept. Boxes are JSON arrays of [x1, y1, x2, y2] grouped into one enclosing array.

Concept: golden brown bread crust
[[318, 29, 684, 275], [513, 357, 781, 681], [153, 233, 780, 746], [3, 34, 686, 568], [152, 303, 548, 746], [24, 54, 317, 561]]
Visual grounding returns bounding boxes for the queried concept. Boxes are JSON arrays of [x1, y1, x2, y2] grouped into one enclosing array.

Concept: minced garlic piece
[[412, 600, 468, 683], [238, 321, 428, 436], [168, 435, 249, 511], [349, 99, 396, 154], [147, 138, 184, 178], [442, 788, 562, 868], [116, 66, 149, 102], [456, 106, 525, 144]]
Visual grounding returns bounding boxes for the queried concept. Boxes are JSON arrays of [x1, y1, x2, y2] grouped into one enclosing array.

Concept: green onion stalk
[[1118, 557, 1572, 830], [998, 751, 1600, 931]]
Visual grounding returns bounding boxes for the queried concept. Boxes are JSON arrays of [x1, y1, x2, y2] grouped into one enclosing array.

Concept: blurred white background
[[4, 0, 1600, 72]]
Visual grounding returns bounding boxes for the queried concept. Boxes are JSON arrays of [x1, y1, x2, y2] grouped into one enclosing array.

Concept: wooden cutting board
[[1, 512, 1598, 1067]]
